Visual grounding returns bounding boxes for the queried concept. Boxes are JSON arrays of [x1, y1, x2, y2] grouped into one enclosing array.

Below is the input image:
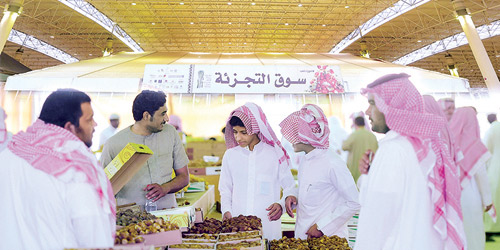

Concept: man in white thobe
[[280, 104, 360, 240], [0, 107, 12, 152], [0, 89, 115, 250], [355, 73, 466, 250], [99, 113, 120, 149], [219, 102, 296, 240], [485, 113, 500, 234]]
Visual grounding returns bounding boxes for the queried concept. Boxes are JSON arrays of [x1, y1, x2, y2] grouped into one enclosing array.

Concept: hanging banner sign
[[142, 64, 193, 93], [142, 64, 345, 94]]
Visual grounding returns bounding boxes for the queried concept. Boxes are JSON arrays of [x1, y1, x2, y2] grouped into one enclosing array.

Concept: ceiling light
[[273, 43, 277, 45], [131, 2, 136, 5], [322, 24, 326, 27], [228, 22, 232, 24], [152, 22, 155, 25], [180, 2, 184, 5], [244, 42, 247, 44], [251, 2, 256, 5], [198, 42, 202, 44], [227, 2, 231, 5], [247, 22, 251, 25], [417, 40, 422, 42], [89, 54, 92, 56], [298, 4, 303, 7], [50, 35, 55, 38], [345, 6, 349, 8], [190, 22, 194, 24], [303, 44, 306, 46], [285, 23, 289, 26], [229, 42, 232, 44]]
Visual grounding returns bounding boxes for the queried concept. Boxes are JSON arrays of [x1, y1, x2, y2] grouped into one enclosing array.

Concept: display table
[[151, 185, 215, 229], [177, 185, 216, 218]]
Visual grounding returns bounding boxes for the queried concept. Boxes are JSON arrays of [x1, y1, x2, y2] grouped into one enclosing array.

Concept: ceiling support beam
[[8, 29, 78, 64], [58, 0, 143, 52], [393, 20, 500, 66], [329, 0, 431, 54]]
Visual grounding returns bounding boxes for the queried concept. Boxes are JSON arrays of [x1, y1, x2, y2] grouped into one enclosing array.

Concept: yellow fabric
[[342, 127, 378, 182]]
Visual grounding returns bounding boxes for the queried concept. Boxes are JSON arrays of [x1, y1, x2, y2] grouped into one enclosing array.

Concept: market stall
[[1, 52, 487, 249], [2, 52, 473, 145]]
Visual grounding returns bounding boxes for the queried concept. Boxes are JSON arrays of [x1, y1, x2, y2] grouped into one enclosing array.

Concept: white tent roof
[[5, 52, 470, 93]]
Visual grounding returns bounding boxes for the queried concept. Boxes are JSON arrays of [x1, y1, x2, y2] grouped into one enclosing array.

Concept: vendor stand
[[2, 52, 477, 249]]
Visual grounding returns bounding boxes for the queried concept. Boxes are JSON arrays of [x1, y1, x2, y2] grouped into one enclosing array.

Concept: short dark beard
[[372, 124, 390, 134], [147, 124, 163, 134], [75, 126, 92, 147]]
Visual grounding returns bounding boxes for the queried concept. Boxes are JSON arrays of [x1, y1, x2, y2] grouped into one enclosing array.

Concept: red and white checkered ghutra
[[279, 104, 330, 149], [224, 102, 290, 166], [362, 73, 466, 250]]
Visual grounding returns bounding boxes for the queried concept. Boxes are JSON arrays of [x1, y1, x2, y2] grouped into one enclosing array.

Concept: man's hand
[[485, 204, 493, 212], [285, 196, 297, 218], [266, 203, 283, 221], [144, 183, 169, 202], [223, 211, 232, 221], [306, 224, 324, 239], [359, 150, 374, 175]]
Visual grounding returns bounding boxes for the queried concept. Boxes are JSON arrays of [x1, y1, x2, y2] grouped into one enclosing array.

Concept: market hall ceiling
[[1, 0, 499, 88]]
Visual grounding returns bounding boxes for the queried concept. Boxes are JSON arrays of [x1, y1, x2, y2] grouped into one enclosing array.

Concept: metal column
[[0, 0, 24, 54], [452, 0, 500, 91]]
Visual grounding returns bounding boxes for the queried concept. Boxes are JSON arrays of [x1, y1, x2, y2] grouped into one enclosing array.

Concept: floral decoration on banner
[[308, 65, 345, 93]]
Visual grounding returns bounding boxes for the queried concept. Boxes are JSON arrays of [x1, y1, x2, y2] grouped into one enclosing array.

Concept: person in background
[[439, 98, 455, 121], [484, 112, 500, 239], [168, 114, 187, 145], [101, 90, 189, 210], [219, 102, 295, 240], [99, 113, 120, 149], [342, 116, 378, 183], [327, 116, 348, 161], [0, 107, 13, 152], [449, 107, 493, 249], [355, 73, 466, 250], [0, 89, 115, 249], [280, 104, 360, 240]]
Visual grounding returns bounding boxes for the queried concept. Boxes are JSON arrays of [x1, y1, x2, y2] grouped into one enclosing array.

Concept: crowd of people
[[0, 72, 499, 250]]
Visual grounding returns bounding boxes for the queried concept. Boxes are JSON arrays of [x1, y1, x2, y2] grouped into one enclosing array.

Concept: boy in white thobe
[[355, 73, 466, 250], [219, 102, 295, 240], [280, 104, 360, 239]]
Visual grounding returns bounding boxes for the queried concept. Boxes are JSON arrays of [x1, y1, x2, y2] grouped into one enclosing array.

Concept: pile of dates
[[221, 215, 262, 233], [115, 218, 179, 245], [187, 218, 223, 234], [116, 209, 157, 226], [270, 236, 351, 250]]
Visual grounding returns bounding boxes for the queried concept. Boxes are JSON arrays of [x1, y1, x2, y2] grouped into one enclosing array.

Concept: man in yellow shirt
[[342, 116, 378, 183]]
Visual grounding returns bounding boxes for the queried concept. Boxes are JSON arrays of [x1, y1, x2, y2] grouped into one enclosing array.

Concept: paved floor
[[486, 234, 500, 250]]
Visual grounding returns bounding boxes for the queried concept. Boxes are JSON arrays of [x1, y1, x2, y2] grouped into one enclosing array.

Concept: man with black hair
[[101, 90, 189, 210], [0, 89, 115, 249], [342, 116, 378, 183], [484, 112, 500, 235]]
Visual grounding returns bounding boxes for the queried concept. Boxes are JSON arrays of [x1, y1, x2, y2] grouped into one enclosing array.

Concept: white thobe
[[99, 126, 118, 148], [484, 121, 500, 232], [219, 142, 296, 240], [356, 131, 443, 250], [0, 149, 114, 250], [461, 164, 491, 250], [294, 149, 360, 239]]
